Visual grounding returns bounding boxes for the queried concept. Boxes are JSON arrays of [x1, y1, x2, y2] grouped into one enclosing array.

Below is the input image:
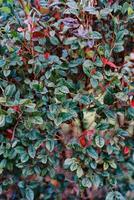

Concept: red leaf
[[79, 129, 95, 147], [32, 32, 44, 39], [101, 57, 116, 69], [60, 23, 64, 30], [44, 52, 50, 59], [44, 29, 49, 37], [123, 146, 130, 155], [79, 136, 86, 147], [130, 99, 134, 108], [108, 0, 115, 4], [121, 78, 128, 87], [82, 129, 95, 136], [109, 0, 113, 3], [54, 13, 61, 20], [11, 105, 20, 112], [34, 0, 40, 9], [90, 68, 96, 75], [106, 61, 116, 68], [5, 129, 13, 140], [106, 140, 110, 145], [50, 179, 60, 187], [99, 83, 105, 92], [7, 129, 13, 134], [101, 57, 108, 65]]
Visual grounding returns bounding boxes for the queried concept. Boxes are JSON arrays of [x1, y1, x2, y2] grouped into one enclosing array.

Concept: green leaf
[[76, 166, 84, 178], [103, 162, 109, 170], [90, 31, 102, 39], [93, 71, 103, 80], [96, 122, 109, 130], [0, 60, 6, 68], [83, 60, 93, 77], [59, 86, 69, 94], [128, 7, 134, 16], [26, 188, 34, 200], [34, 46, 43, 53], [116, 30, 128, 41], [90, 161, 97, 169], [0, 159, 7, 168], [95, 57, 103, 67], [100, 8, 112, 17], [0, 0, 3, 5], [0, 186, 2, 194], [104, 91, 114, 105], [104, 109, 116, 119], [5, 84, 16, 97], [109, 160, 117, 169], [0, 97, 6, 103], [117, 129, 129, 137], [67, 1, 78, 9], [113, 44, 124, 52], [115, 92, 128, 101], [64, 158, 74, 167], [107, 144, 113, 155], [7, 0, 14, 3], [20, 153, 29, 163], [63, 37, 77, 45], [128, 107, 134, 119], [0, 115, 5, 127], [46, 140, 54, 152], [41, 156, 48, 164], [79, 95, 91, 105], [15, 146, 25, 154], [92, 175, 100, 188], [82, 177, 92, 188], [50, 36, 59, 45], [87, 147, 98, 160], [122, 2, 129, 14], [106, 191, 125, 200], [0, 6, 11, 13], [70, 163, 78, 171], [90, 78, 98, 88], [32, 116, 43, 125], [58, 112, 77, 124], [28, 145, 36, 158], [18, 181, 25, 188], [95, 135, 105, 148], [3, 69, 11, 77], [84, 6, 97, 15]]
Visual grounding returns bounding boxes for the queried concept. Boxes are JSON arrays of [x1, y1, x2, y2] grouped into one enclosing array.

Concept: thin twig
[[11, 112, 23, 141]]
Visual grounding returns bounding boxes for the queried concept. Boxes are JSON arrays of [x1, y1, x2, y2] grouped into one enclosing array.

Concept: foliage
[[0, 0, 134, 199]]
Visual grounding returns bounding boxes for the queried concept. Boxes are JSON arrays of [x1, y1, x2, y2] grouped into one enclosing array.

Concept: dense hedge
[[0, 0, 134, 199]]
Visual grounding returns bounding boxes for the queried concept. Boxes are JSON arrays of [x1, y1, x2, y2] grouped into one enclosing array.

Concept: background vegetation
[[0, 0, 134, 199]]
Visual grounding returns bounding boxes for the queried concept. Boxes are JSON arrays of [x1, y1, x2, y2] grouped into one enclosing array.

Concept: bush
[[0, 0, 134, 199]]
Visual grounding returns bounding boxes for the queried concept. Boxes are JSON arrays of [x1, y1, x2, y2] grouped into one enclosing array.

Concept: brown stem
[[18, 0, 28, 17], [11, 112, 23, 141]]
